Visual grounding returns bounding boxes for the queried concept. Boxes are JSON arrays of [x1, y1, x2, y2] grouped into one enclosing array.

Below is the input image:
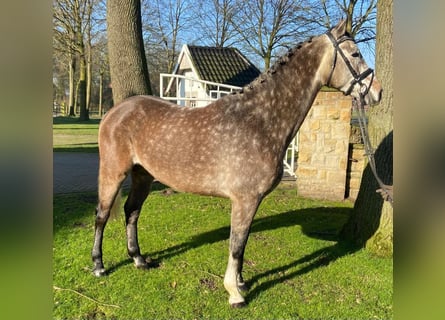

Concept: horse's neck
[[235, 36, 329, 152]]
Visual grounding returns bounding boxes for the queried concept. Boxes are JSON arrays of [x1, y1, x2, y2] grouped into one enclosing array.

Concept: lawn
[[53, 116, 100, 152], [53, 186, 392, 319]]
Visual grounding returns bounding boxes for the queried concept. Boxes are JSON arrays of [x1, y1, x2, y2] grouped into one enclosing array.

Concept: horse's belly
[[145, 156, 279, 200], [137, 152, 229, 197]]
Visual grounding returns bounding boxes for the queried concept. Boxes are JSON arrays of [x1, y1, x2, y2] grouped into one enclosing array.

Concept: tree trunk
[[78, 52, 89, 121], [86, 0, 93, 114], [345, 0, 356, 35], [77, 15, 89, 122], [107, 0, 152, 104], [86, 43, 92, 116], [264, 53, 271, 70], [68, 55, 76, 116], [99, 69, 103, 117], [340, 0, 393, 256]]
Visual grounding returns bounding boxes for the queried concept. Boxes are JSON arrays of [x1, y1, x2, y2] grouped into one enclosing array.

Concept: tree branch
[[53, 285, 121, 308]]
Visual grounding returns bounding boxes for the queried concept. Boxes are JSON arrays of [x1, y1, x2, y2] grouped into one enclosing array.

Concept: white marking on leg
[[224, 255, 245, 306]]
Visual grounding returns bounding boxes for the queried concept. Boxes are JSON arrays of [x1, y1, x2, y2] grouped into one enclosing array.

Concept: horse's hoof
[[134, 256, 151, 269], [238, 283, 249, 292], [230, 301, 247, 308], [93, 268, 106, 277], [135, 263, 149, 270]]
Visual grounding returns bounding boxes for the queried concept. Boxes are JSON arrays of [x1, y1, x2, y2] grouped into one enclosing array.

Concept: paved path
[[53, 153, 295, 194], [53, 152, 130, 194]]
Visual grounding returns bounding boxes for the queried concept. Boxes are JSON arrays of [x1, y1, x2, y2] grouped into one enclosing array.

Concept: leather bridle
[[325, 31, 393, 205], [325, 31, 375, 98]]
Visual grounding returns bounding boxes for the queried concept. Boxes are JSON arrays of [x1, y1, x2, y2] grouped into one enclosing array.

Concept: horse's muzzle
[[369, 85, 383, 106], [364, 76, 383, 106]]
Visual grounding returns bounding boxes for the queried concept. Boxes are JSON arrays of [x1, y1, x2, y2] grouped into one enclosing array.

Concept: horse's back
[[99, 95, 182, 144], [101, 95, 178, 124]]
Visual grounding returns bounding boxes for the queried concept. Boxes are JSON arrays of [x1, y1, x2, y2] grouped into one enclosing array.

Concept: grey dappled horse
[[92, 20, 382, 307]]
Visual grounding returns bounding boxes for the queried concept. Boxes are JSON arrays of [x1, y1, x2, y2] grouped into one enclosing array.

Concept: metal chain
[[355, 93, 393, 206]]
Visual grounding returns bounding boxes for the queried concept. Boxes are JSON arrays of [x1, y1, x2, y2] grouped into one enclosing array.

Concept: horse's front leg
[[224, 196, 261, 308]]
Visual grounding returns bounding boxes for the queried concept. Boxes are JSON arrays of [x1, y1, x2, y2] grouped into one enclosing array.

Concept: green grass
[[53, 116, 100, 152], [53, 186, 392, 319]]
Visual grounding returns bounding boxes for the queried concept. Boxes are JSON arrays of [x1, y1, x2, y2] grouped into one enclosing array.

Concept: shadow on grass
[[108, 206, 359, 299], [245, 241, 358, 303], [53, 144, 99, 153], [54, 191, 358, 302], [53, 183, 170, 232], [53, 116, 101, 125], [142, 207, 352, 263]]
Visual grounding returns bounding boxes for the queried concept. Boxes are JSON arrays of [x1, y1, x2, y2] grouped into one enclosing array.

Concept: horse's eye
[[351, 52, 361, 58]]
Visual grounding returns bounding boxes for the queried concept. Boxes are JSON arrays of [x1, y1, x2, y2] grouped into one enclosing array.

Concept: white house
[[161, 44, 261, 108]]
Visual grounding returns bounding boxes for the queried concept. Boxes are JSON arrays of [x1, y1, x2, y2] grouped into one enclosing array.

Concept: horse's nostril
[[378, 89, 383, 102]]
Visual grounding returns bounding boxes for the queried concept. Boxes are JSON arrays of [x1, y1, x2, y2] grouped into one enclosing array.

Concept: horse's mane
[[235, 36, 316, 95]]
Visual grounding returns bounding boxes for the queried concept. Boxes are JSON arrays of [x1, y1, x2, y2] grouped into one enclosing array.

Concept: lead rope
[[355, 92, 393, 206]]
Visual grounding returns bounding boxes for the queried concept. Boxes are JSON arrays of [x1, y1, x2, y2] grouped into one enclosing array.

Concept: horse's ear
[[331, 19, 347, 38]]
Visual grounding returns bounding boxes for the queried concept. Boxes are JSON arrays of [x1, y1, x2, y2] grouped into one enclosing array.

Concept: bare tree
[[53, 52, 71, 114], [309, 0, 377, 56], [90, 33, 111, 116], [141, 0, 191, 94], [143, 0, 191, 74], [195, 0, 238, 47], [53, 0, 97, 119], [53, 0, 78, 115], [230, 0, 314, 70], [85, 0, 94, 114], [76, 4, 88, 121]]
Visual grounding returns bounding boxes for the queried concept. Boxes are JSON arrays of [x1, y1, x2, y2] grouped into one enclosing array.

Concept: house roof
[[185, 45, 261, 87]]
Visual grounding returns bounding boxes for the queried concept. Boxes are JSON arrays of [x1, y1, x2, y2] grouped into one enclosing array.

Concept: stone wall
[[296, 91, 352, 201]]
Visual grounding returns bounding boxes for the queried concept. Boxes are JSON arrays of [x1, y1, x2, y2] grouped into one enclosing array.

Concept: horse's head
[[325, 20, 382, 105]]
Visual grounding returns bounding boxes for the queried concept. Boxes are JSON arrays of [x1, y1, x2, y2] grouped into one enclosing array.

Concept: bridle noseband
[[325, 31, 374, 98]]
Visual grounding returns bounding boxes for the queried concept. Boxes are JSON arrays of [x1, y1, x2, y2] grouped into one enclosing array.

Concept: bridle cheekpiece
[[325, 31, 374, 99]]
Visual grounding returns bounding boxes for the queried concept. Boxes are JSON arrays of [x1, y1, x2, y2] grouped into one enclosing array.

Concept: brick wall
[[296, 91, 352, 201]]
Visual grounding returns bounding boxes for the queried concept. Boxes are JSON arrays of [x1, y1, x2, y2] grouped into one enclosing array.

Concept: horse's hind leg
[[124, 165, 154, 269], [92, 168, 127, 277]]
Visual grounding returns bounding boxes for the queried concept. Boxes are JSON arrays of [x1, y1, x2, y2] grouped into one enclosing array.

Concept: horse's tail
[[109, 188, 122, 220]]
